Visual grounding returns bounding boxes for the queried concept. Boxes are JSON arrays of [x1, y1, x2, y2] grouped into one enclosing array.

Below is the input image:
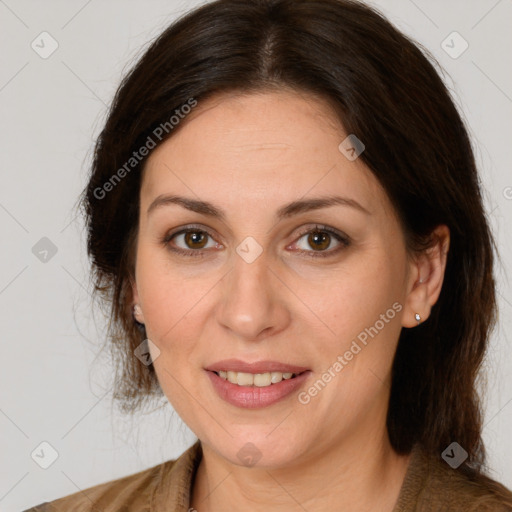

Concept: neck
[[190, 427, 411, 512]]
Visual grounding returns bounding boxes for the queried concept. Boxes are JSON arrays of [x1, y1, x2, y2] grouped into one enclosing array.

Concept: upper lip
[[205, 359, 310, 374]]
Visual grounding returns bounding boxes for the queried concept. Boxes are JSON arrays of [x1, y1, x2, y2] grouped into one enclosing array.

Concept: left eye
[[292, 228, 349, 255]]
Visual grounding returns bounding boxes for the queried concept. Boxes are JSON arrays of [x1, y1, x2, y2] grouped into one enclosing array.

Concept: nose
[[215, 249, 291, 342]]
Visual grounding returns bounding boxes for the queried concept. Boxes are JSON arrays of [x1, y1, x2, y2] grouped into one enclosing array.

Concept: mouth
[[204, 359, 311, 409], [212, 370, 304, 387]]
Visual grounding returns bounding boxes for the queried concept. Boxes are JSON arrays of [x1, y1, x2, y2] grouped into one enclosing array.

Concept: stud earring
[[415, 313, 421, 325]]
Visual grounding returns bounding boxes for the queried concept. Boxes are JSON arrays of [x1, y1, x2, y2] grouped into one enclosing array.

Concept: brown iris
[[308, 231, 330, 251], [184, 231, 208, 249]]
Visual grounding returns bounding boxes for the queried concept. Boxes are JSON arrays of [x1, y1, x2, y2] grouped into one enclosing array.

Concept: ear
[[130, 275, 145, 324], [402, 225, 450, 328]]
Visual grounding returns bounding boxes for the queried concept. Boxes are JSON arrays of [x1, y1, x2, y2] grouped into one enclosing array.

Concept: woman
[[24, 0, 512, 510]]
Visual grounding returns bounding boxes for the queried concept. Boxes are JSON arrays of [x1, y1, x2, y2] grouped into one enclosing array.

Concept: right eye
[[162, 226, 223, 257]]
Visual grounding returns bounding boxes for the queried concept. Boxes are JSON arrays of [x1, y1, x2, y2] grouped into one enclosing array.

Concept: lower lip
[[206, 370, 311, 409]]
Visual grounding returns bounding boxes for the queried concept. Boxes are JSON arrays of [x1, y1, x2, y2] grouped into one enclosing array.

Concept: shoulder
[[22, 445, 195, 512], [22, 459, 172, 512], [23, 440, 202, 512], [408, 445, 512, 511], [429, 464, 512, 511]]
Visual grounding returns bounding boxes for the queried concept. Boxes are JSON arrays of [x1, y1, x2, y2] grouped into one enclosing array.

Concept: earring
[[415, 313, 421, 325]]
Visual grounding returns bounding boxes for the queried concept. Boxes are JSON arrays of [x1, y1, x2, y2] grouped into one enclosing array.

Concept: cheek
[[294, 253, 405, 413], [300, 252, 403, 341], [135, 245, 210, 334]]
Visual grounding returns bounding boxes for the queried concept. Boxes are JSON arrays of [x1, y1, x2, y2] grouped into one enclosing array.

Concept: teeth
[[254, 373, 271, 386], [237, 372, 254, 386], [270, 372, 283, 384], [216, 370, 297, 387]]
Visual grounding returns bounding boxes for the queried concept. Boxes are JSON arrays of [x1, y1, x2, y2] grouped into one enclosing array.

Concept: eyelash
[[161, 224, 351, 259]]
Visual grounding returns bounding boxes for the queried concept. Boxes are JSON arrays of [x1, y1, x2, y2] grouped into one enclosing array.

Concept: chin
[[212, 429, 306, 469]]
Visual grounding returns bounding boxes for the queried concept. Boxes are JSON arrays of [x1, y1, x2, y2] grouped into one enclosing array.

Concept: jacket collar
[[152, 439, 203, 511], [150, 440, 428, 511]]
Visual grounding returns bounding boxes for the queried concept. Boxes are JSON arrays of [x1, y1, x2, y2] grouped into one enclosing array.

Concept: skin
[[131, 89, 450, 511]]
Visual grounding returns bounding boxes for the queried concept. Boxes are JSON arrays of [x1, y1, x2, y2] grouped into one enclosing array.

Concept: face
[[132, 90, 417, 468]]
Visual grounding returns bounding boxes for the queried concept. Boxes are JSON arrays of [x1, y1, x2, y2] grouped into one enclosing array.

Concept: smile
[[214, 370, 299, 387], [206, 369, 311, 409]]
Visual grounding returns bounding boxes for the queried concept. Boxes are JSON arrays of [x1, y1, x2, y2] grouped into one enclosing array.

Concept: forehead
[[140, 90, 390, 219]]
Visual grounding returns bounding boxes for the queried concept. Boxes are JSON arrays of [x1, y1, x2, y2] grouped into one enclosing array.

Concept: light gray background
[[1, 1, 511, 510]]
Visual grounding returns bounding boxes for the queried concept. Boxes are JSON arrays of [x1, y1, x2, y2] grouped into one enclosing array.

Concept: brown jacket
[[23, 440, 512, 511]]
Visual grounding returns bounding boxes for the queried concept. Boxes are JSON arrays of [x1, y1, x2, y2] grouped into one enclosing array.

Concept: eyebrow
[[146, 194, 371, 220]]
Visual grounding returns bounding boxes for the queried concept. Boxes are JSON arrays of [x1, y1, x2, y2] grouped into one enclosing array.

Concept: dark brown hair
[[80, 0, 500, 479]]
